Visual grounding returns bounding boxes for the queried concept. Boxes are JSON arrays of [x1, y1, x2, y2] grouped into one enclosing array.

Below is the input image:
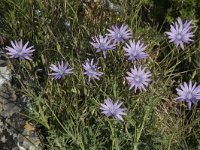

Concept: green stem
[[133, 109, 149, 150]]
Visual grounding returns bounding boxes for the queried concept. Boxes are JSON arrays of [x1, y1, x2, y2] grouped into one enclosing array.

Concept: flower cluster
[[4, 17, 197, 122], [90, 24, 152, 97], [165, 18, 199, 109]]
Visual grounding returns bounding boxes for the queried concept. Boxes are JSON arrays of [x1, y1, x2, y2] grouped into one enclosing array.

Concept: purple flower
[[106, 24, 132, 44], [100, 98, 127, 121], [123, 39, 148, 62], [5, 40, 35, 61], [176, 81, 200, 110], [83, 59, 103, 82], [90, 35, 115, 58], [49, 61, 73, 79], [165, 17, 195, 50], [126, 65, 151, 93]]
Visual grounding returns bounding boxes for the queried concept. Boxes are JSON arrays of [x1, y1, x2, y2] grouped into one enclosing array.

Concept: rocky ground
[[0, 52, 41, 150]]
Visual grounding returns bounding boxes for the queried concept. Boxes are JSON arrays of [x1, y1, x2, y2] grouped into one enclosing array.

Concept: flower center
[[176, 33, 182, 40], [88, 65, 96, 75], [18, 48, 23, 52], [58, 70, 64, 75], [117, 33, 122, 38], [90, 65, 95, 70], [99, 43, 105, 51], [132, 51, 138, 57], [17, 48, 23, 56], [186, 92, 193, 100], [110, 106, 116, 114], [134, 75, 141, 83]]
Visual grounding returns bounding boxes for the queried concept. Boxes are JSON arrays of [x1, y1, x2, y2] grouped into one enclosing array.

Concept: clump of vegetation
[[1, 0, 200, 149]]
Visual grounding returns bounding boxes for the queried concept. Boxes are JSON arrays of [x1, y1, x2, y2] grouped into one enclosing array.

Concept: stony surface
[[0, 53, 42, 150]]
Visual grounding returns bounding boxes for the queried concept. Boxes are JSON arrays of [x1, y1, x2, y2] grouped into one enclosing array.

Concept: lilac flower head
[[49, 61, 73, 79], [126, 65, 151, 93], [83, 58, 103, 82], [106, 24, 132, 44], [176, 81, 200, 110], [100, 98, 127, 121], [123, 39, 148, 62], [165, 17, 195, 49], [5, 40, 35, 61], [90, 35, 115, 58]]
